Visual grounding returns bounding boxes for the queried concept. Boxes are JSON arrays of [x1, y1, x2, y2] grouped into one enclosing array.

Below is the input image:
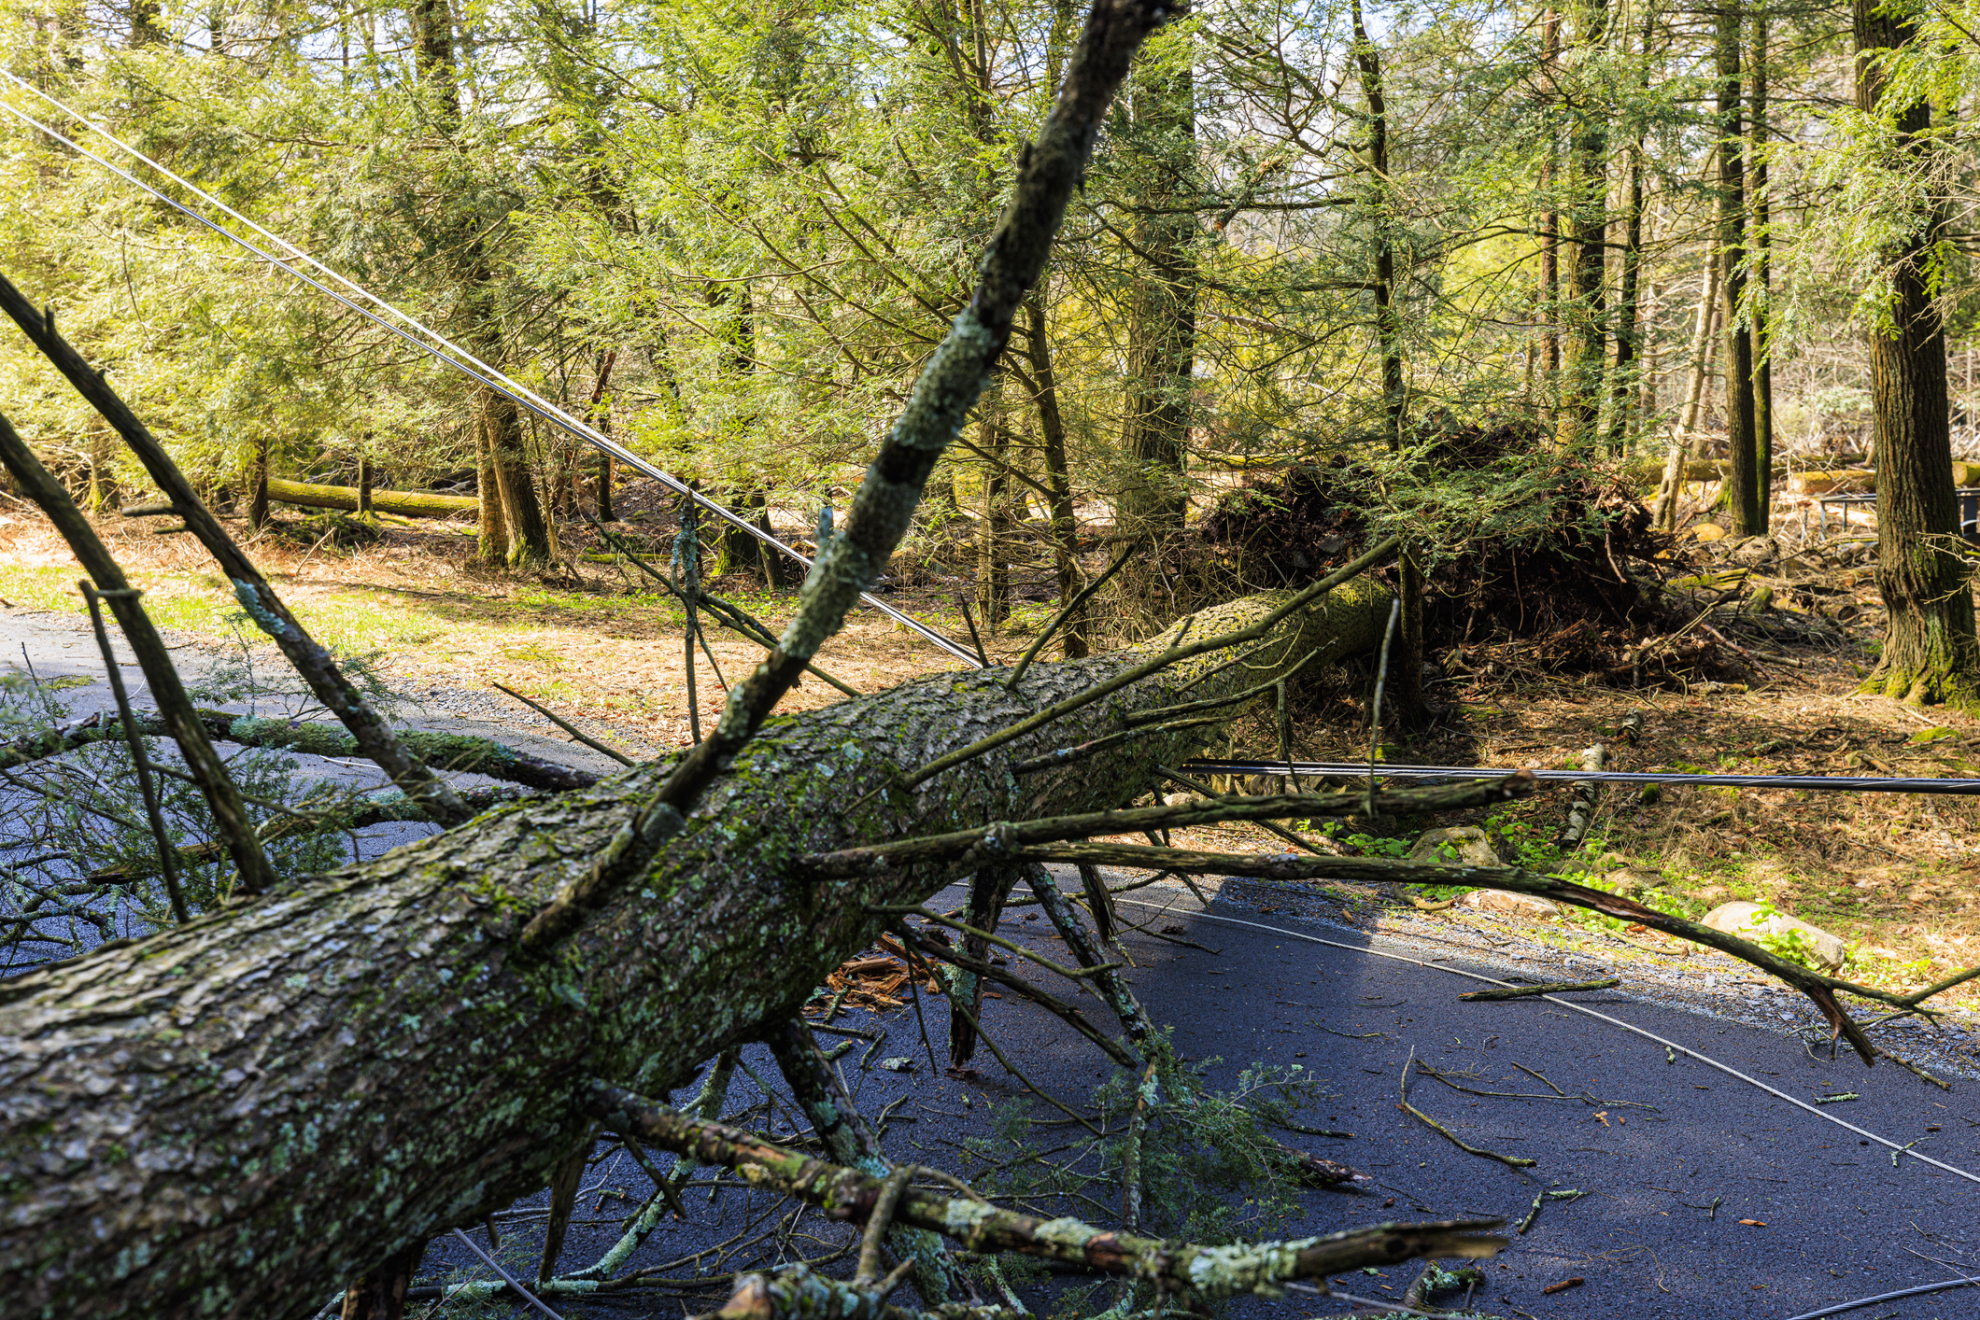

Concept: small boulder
[[1460, 889, 1565, 918], [1702, 901, 1848, 972], [1409, 826, 1500, 868]]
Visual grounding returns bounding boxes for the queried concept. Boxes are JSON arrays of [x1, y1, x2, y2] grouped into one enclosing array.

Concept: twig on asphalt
[[1399, 1049, 1536, 1171], [1459, 977, 1620, 1001], [450, 1228, 566, 1320]]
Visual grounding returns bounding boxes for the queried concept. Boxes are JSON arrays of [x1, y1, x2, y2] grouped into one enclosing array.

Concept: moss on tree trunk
[[0, 582, 1390, 1320], [1855, 0, 1980, 709]]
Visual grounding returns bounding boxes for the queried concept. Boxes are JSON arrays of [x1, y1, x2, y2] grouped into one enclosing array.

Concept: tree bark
[[485, 388, 555, 568], [1855, 0, 1980, 706], [1606, 140, 1642, 455], [976, 372, 1013, 629], [1115, 40, 1196, 627], [1653, 251, 1720, 530], [411, 0, 552, 569], [1717, 5, 1762, 535], [249, 438, 270, 530], [0, 581, 1392, 1319], [1027, 295, 1087, 657], [1750, 13, 1773, 509], [1556, 0, 1608, 452], [1349, 0, 1422, 725], [1538, 8, 1561, 412], [476, 413, 508, 563], [589, 348, 618, 523], [1605, 3, 1651, 456]]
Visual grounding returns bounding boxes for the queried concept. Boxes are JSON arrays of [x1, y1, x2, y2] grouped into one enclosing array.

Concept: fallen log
[[0, 580, 1392, 1319], [263, 475, 479, 520], [0, 706, 602, 792]]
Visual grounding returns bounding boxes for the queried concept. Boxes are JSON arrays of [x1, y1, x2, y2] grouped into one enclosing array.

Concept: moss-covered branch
[[0, 704, 601, 794], [262, 476, 480, 520], [0, 271, 470, 826], [802, 772, 1533, 878], [581, 1082, 1503, 1297]]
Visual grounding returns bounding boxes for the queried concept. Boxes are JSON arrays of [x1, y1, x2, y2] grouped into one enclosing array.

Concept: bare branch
[[0, 409, 276, 894], [580, 1081, 1503, 1295], [0, 271, 471, 826]]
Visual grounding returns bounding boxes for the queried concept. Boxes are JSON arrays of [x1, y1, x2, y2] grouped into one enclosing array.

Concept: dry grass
[[0, 507, 1048, 753]]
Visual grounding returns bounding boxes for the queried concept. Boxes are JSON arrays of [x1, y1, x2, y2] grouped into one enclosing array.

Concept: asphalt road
[[395, 872, 1980, 1320], [7, 604, 1980, 1318]]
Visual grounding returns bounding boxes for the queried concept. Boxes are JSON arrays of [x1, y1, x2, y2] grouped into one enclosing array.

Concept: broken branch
[[580, 1081, 1503, 1296], [1459, 978, 1620, 1001]]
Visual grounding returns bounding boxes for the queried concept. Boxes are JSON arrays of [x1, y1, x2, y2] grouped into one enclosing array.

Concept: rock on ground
[[1702, 900, 1848, 973], [1409, 826, 1500, 868]]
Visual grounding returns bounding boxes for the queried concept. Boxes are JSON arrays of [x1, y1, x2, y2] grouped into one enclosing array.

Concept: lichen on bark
[[0, 583, 1388, 1319]]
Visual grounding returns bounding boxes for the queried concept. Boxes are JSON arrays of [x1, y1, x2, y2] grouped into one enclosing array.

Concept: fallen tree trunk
[[0, 707, 603, 791], [263, 476, 479, 520], [0, 580, 1391, 1320]]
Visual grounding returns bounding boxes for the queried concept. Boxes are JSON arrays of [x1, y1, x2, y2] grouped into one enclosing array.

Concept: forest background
[[6, 0, 1973, 665], [12, 0, 1980, 1314]]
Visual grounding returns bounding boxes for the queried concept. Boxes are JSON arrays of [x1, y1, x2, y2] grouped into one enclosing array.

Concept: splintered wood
[[811, 941, 940, 1013]]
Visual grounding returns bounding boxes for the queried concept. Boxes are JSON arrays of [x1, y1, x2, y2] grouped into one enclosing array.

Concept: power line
[[0, 71, 982, 667], [1181, 759, 1980, 796]]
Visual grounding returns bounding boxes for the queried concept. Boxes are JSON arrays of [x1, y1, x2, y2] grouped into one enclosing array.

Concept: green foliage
[[958, 1035, 1323, 1254], [1733, 901, 1833, 971], [0, 630, 412, 961]]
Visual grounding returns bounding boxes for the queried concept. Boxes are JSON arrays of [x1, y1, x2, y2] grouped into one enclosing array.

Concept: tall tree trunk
[[712, 285, 774, 582], [1538, 7, 1561, 414], [1750, 13, 1773, 510], [486, 389, 555, 568], [0, 583, 1394, 1320], [1717, 5, 1762, 535], [1653, 254, 1721, 529], [1116, 45, 1197, 628], [476, 413, 509, 563], [589, 348, 618, 522], [1855, 0, 1980, 706], [413, 0, 554, 568], [249, 437, 270, 530], [976, 372, 1012, 630], [1605, 2, 1651, 456], [1606, 140, 1643, 455], [1557, 0, 1609, 452], [1351, 0, 1422, 724], [1028, 294, 1087, 657]]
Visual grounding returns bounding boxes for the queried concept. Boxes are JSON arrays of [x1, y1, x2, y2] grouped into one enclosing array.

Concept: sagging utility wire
[[1183, 759, 1980, 796], [0, 70, 981, 668]]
